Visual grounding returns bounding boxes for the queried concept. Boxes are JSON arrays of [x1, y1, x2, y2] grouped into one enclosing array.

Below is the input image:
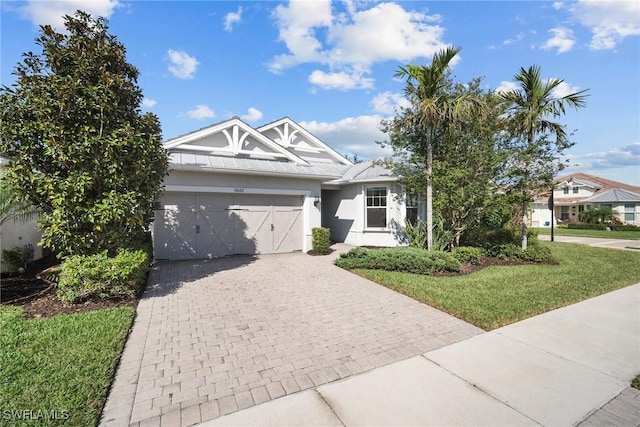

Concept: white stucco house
[[530, 173, 640, 227], [0, 157, 43, 271], [153, 117, 414, 260]]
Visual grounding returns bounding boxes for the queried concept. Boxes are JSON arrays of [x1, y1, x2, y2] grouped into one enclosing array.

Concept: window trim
[[624, 204, 635, 222], [364, 185, 389, 230]]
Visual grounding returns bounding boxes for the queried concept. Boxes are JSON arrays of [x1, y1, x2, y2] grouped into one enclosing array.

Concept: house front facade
[[152, 117, 412, 260], [530, 173, 640, 227]]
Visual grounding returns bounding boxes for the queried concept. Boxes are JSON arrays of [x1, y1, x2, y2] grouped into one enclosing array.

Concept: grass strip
[[0, 306, 135, 426], [353, 242, 640, 330], [533, 227, 640, 240]]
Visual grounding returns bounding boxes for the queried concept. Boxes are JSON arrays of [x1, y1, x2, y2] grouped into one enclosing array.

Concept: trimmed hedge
[[567, 223, 607, 230], [56, 249, 150, 303], [452, 246, 484, 265], [567, 223, 640, 231], [485, 243, 555, 263], [334, 247, 460, 275], [311, 227, 331, 254]]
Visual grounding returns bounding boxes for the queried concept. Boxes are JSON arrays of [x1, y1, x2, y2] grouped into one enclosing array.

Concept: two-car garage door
[[153, 193, 303, 260]]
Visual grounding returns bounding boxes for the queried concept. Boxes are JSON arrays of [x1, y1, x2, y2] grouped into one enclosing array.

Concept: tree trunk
[[426, 141, 433, 251], [521, 200, 528, 250]]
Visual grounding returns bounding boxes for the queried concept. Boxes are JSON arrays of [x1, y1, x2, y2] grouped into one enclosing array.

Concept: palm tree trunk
[[427, 141, 433, 251], [521, 199, 528, 250]]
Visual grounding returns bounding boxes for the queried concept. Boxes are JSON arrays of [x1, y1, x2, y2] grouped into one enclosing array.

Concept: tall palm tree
[[396, 46, 482, 250], [500, 65, 589, 249]]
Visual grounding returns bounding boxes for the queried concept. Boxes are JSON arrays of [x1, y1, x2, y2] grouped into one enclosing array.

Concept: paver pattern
[[100, 246, 482, 426], [578, 387, 640, 427]]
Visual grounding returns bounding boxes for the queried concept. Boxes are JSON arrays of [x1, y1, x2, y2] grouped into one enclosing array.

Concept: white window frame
[[572, 186, 579, 194], [624, 204, 635, 222], [365, 186, 388, 229], [563, 186, 569, 194]]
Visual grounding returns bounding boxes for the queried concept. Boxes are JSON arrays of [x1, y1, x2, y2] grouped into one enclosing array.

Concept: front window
[[572, 186, 579, 194], [405, 194, 418, 226], [560, 206, 570, 220], [624, 204, 635, 221], [563, 187, 569, 195], [366, 187, 387, 228]]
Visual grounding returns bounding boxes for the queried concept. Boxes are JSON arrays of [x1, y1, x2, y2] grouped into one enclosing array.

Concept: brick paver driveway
[[100, 245, 482, 427]]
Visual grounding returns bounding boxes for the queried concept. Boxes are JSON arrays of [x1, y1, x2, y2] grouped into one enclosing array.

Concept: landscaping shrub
[[612, 224, 640, 232], [56, 249, 150, 303], [334, 247, 460, 275], [461, 227, 516, 248], [452, 246, 484, 265], [311, 227, 331, 254], [1, 246, 34, 273], [568, 223, 607, 230], [403, 217, 454, 251], [486, 243, 554, 263]]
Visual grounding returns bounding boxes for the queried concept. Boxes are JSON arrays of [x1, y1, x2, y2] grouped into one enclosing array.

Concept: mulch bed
[[1, 255, 138, 319]]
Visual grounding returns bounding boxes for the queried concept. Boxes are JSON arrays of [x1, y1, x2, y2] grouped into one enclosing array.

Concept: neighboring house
[[530, 173, 640, 227], [153, 117, 413, 260], [0, 157, 43, 271]]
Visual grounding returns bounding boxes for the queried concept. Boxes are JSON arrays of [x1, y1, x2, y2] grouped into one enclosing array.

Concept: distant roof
[[582, 188, 640, 203], [556, 172, 640, 194]]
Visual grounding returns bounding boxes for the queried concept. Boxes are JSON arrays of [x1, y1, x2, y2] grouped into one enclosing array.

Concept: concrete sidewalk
[[199, 284, 640, 427], [539, 234, 640, 251]]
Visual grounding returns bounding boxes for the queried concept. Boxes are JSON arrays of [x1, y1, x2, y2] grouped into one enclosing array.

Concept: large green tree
[[500, 65, 588, 249], [383, 77, 505, 248], [383, 47, 485, 249], [0, 11, 168, 256]]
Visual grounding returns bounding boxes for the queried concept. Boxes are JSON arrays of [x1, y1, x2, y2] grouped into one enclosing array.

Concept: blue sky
[[2, 1, 639, 185]]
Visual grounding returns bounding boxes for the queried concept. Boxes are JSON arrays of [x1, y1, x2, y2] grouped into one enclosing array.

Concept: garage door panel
[[154, 201, 198, 260], [155, 192, 303, 260], [236, 209, 271, 254], [198, 209, 235, 258], [273, 208, 303, 253]]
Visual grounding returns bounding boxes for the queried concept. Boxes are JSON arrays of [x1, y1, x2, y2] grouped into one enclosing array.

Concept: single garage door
[[154, 193, 303, 260]]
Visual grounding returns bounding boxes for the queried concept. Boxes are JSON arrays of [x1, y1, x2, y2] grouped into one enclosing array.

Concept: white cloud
[[142, 98, 157, 108], [326, 3, 448, 66], [270, 0, 332, 73], [566, 142, 640, 170], [167, 49, 199, 80], [224, 6, 242, 32], [270, 1, 451, 90], [187, 105, 215, 120], [300, 115, 392, 159], [308, 70, 374, 90], [240, 107, 263, 122], [553, 2, 564, 10], [17, 0, 120, 29], [551, 80, 582, 98], [541, 27, 575, 53], [371, 92, 411, 114], [494, 79, 581, 99], [570, 0, 640, 50], [494, 81, 519, 93]]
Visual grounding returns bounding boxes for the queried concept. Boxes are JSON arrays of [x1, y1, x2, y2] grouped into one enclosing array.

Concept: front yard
[[353, 242, 640, 330], [0, 305, 135, 426]]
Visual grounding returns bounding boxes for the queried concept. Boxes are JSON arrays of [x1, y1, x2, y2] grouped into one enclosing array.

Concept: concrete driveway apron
[[100, 246, 482, 426]]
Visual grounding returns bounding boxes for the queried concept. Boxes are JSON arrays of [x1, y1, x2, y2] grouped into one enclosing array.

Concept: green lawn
[[533, 227, 640, 240], [0, 306, 135, 426], [353, 242, 640, 330]]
